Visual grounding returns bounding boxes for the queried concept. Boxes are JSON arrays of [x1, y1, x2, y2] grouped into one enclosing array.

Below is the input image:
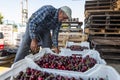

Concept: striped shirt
[[27, 5, 61, 47]]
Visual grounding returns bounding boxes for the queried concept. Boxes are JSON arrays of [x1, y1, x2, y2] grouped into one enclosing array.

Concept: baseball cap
[[60, 6, 72, 20]]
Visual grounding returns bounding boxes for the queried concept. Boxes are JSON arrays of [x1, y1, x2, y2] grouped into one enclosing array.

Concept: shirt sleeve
[[28, 14, 39, 39], [52, 23, 61, 47], [28, 5, 56, 39]]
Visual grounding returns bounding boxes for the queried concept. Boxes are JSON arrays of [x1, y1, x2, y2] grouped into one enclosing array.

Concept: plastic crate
[[1, 62, 119, 80], [60, 48, 92, 56], [87, 64, 120, 80], [25, 48, 106, 73], [1, 49, 119, 80], [0, 59, 88, 80], [25, 49, 120, 80], [60, 41, 90, 57], [65, 41, 90, 49], [60, 49, 106, 64], [0, 59, 41, 80]]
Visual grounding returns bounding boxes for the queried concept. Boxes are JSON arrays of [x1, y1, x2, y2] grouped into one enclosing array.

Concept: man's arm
[[28, 5, 56, 39], [28, 5, 56, 52], [52, 23, 61, 53]]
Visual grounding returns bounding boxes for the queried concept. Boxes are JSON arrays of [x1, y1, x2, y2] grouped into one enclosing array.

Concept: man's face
[[58, 10, 68, 21]]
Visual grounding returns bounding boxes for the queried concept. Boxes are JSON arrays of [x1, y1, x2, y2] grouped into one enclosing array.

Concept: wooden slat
[[91, 39, 120, 45], [98, 48, 120, 53], [102, 55, 120, 60]]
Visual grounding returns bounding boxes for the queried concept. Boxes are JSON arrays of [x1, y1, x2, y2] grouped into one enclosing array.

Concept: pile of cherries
[[67, 45, 89, 51], [35, 54, 97, 72], [15, 67, 105, 80]]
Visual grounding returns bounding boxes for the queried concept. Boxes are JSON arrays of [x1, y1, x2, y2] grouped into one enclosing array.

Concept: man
[[14, 5, 72, 62]]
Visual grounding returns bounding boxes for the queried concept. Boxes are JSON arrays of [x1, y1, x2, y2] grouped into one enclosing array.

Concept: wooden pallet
[[85, 10, 120, 19], [89, 38, 120, 61], [89, 28, 120, 34], [90, 38, 120, 48], [58, 33, 68, 47], [92, 25, 120, 29], [102, 54, 120, 60], [98, 48, 120, 54], [89, 37, 120, 49], [89, 36, 120, 40], [58, 37, 67, 48], [85, 14, 120, 26], [89, 33, 120, 37], [61, 21, 83, 28], [58, 32, 88, 46], [98, 49, 120, 62], [85, 1, 114, 12], [85, 6, 113, 11], [67, 33, 88, 42], [60, 28, 83, 33]]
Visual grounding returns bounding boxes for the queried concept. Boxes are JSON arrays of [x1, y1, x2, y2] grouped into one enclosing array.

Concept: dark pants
[[14, 26, 52, 63]]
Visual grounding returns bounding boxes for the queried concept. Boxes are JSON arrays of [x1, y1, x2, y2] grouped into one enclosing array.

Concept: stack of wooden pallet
[[58, 19, 88, 48], [90, 37, 120, 63], [84, 0, 120, 62], [85, 0, 114, 11], [85, 10, 120, 37]]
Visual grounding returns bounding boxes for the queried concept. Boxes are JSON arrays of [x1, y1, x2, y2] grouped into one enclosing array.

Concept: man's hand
[[30, 38, 38, 53], [53, 47, 60, 54]]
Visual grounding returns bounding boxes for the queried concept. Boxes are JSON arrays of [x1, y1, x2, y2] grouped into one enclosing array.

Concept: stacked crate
[[84, 0, 120, 62], [58, 19, 87, 48]]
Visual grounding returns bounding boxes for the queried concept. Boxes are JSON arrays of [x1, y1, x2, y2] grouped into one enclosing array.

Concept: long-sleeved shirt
[[27, 5, 62, 47]]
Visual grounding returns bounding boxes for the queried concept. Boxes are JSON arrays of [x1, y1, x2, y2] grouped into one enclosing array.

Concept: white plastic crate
[[1, 62, 119, 80], [60, 48, 91, 56], [65, 41, 90, 49], [1, 49, 119, 80], [0, 59, 89, 80], [0, 59, 41, 80], [59, 49, 106, 64], [87, 64, 120, 80], [25, 49, 120, 80], [25, 48, 106, 74], [26, 48, 106, 64], [60, 47, 89, 56]]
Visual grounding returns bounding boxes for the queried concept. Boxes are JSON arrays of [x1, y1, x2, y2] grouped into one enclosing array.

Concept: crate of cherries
[[35, 53, 97, 72], [14, 67, 107, 80], [0, 57, 119, 80], [65, 41, 90, 51], [66, 45, 89, 51]]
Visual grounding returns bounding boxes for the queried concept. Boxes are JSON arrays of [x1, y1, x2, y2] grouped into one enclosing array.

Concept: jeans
[[14, 26, 52, 63]]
